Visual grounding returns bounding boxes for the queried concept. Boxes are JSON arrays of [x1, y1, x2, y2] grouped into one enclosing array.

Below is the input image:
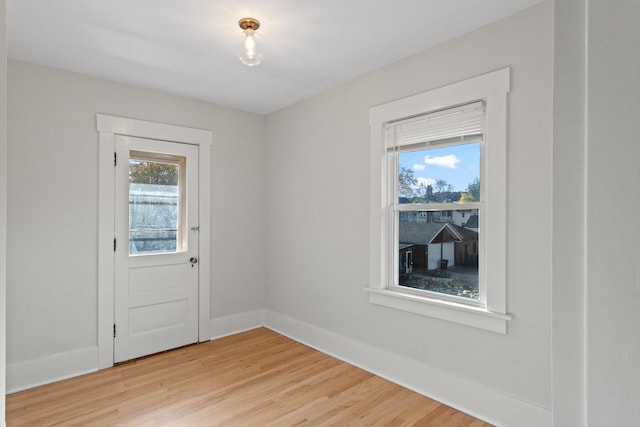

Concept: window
[[128, 151, 187, 255], [391, 103, 482, 302], [368, 69, 511, 333]]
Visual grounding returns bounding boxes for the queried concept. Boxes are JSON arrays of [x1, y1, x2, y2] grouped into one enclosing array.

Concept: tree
[[415, 182, 433, 202], [434, 179, 452, 194], [398, 166, 418, 198], [467, 177, 480, 201], [425, 184, 433, 202], [130, 161, 178, 185], [458, 178, 480, 202], [434, 179, 453, 202], [458, 192, 473, 202]]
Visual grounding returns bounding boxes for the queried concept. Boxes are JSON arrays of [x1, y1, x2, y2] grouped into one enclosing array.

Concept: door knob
[[190, 257, 198, 264]]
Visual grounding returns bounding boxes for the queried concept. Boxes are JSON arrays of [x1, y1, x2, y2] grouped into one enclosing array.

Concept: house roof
[[399, 222, 478, 245], [445, 223, 479, 242], [464, 214, 479, 229]]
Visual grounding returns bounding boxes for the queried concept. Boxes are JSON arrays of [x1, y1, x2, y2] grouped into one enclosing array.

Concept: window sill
[[364, 287, 511, 334]]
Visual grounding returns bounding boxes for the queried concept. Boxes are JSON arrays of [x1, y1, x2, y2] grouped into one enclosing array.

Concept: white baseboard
[[5, 309, 551, 427], [264, 310, 551, 427], [6, 346, 98, 394], [210, 309, 265, 340], [6, 310, 266, 394]]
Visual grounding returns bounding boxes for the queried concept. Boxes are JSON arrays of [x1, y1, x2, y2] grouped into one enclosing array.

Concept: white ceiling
[[8, 0, 541, 115]]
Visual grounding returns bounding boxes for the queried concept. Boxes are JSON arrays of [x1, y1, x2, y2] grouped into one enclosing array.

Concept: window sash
[[388, 150, 484, 306], [386, 103, 485, 306]]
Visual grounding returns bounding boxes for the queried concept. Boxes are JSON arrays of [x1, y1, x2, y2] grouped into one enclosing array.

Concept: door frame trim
[[96, 114, 212, 369]]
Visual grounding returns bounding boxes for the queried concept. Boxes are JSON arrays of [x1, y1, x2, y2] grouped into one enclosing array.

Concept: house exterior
[[399, 222, 478, 271], [400, 209, 479, 228], [462, 214, 479, 232], [398, 243, 424, 275]]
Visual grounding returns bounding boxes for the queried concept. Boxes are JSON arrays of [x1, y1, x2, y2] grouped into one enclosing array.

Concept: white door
[[114, 135, 199, 363], [405, 251, 413, 273]]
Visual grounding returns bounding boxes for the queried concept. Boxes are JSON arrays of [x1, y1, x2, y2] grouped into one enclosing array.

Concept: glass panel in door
[[128, 152, 186, 255]]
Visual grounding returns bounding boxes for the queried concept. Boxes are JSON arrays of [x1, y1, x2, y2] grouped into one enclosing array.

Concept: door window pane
[[129, 155, 185, 255]]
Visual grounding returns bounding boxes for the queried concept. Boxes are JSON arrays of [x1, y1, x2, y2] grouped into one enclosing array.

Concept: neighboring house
[[448, 224, 479, 267], [452, 210, 479, 228], [398, 243, 423, 275], [399, 222, 479, 271], [399, 209, 479, 228], [462, 213, 479, 231]]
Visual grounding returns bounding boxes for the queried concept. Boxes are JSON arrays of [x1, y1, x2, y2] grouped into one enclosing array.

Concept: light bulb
[[238, 18, 264, 67], [244, 32, 256, 54]]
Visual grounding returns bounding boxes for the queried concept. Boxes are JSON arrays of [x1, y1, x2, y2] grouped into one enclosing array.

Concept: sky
[[398, 142, 480, 192]]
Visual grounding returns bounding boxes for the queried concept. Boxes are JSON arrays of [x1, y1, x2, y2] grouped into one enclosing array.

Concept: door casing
[[96, 114, 212, 369]]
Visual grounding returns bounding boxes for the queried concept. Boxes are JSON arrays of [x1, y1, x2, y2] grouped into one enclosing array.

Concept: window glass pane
[[398, 142, 480, 204], [398, 209, 479, 300], [129, 159, 181, 255]]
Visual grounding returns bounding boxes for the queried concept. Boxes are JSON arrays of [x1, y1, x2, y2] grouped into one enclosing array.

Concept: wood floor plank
[[6, 328, 493, 426]]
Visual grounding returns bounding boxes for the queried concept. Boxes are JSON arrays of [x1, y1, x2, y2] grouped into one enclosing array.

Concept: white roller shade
[[385, 101, 485, 150]]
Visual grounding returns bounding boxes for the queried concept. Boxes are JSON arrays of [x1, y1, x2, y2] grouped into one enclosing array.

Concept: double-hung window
[[389, 102, 483, 300], [368, 69, 511, 333]]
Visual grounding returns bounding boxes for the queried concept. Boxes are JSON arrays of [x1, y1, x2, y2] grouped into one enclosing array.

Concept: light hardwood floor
[[6, 328, 493, 426]]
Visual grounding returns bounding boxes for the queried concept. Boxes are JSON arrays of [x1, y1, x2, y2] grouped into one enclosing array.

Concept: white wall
[[265, 2, 553, 425], [585, 0, 640, 424], [554, 1, 640, 424], [0, 0, 7, 424], [6, 60, 267, 389], [552, 0, 587, 424]]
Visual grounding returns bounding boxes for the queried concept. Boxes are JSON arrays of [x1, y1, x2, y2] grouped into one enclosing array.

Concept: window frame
[[367, 68, 511, 333]]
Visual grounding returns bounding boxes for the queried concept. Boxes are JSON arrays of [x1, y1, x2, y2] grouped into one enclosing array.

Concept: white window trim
[[96, 114, 212, 368], [367, 68, 511, 334]]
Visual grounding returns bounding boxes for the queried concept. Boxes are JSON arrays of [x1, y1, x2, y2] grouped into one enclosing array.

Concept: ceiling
[[8, 0, 541, 115]]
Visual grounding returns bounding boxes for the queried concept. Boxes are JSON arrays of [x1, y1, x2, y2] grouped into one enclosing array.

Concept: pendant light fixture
[[238, 18, 264, 66]]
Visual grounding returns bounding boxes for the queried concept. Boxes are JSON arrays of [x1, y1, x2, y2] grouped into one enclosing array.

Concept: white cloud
[[413, 164, 426, 171], [417, 177, 436, 187], [424, 154, 460, 169]]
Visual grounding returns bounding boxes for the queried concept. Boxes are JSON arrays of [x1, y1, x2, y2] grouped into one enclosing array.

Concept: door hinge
[[114, 152, 117, 166], [113, 324, 116, 338], [113, 237, 116, 251]]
